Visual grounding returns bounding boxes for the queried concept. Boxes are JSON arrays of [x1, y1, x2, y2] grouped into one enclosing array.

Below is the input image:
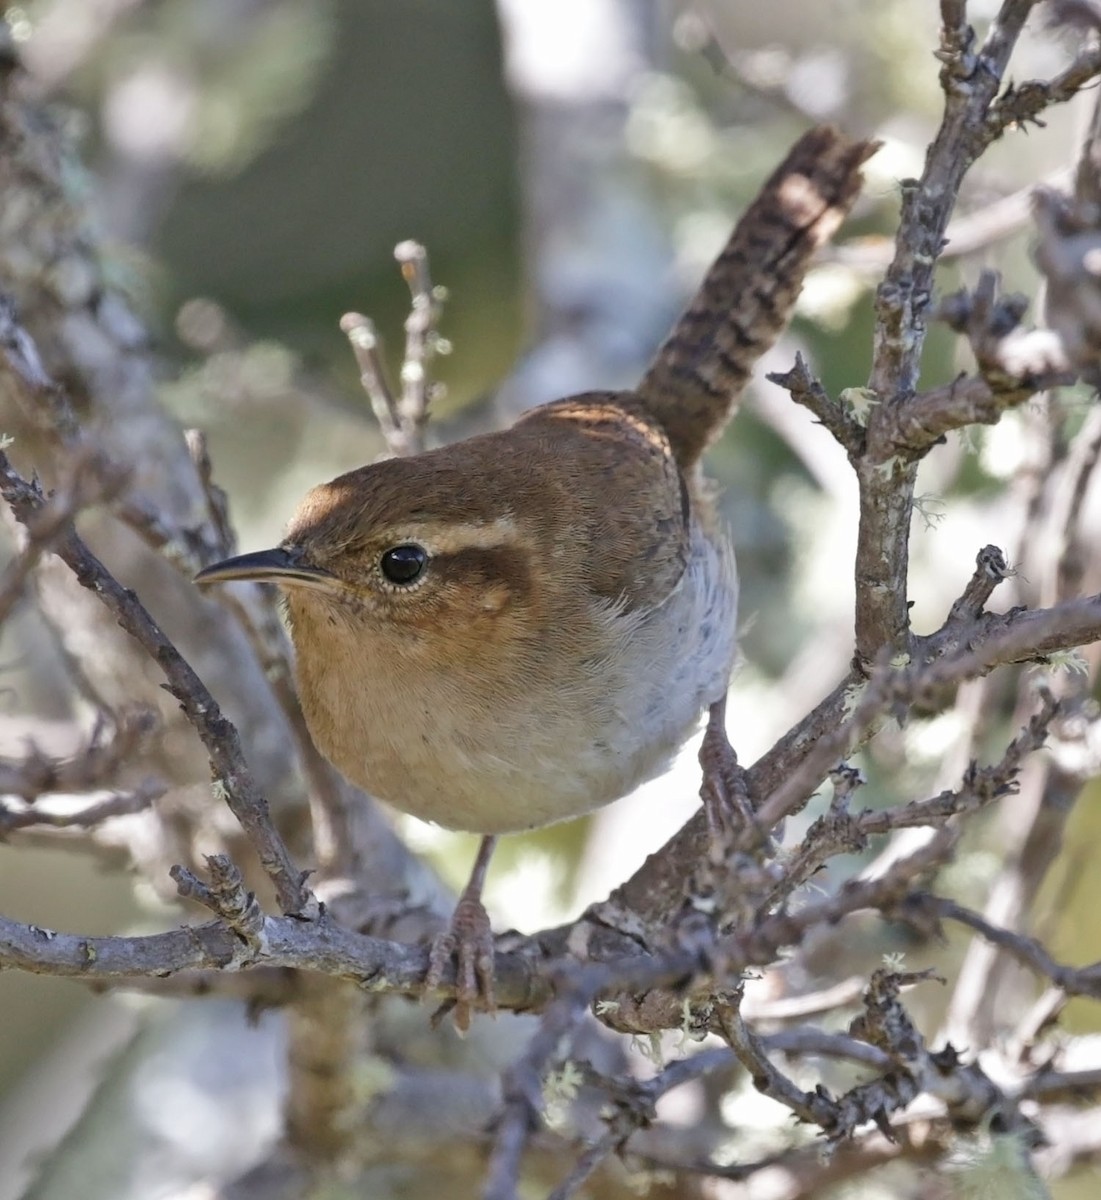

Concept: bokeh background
[[0, 1, 1098, 1197]]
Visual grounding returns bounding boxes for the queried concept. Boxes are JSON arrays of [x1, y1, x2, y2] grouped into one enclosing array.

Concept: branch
[[546, 1049, 734, 1200], [858, 689, 1059, 833], [593, 555, 1099, 947], [912, 894, 1101, 999], [341, 240, 448, 458], [0, 906, 445, 997], [0, 451, 316, 918], [0, 778, 164, 835], [484, 980, 594, 1200], [718, 989, 830, 1128], [750, 599, 1091, 837], [984, 42, 1101, 142], [171, 854, 266, 949], [856, 0, 1042, 665], [766, 352, 864, 454], [882, 348, 1073, 458], [0, 443, 127, 623], [0, 707, 156, 800]]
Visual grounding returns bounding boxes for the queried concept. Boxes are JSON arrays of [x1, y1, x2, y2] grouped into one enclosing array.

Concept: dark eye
[[379, 543, 428, 585]]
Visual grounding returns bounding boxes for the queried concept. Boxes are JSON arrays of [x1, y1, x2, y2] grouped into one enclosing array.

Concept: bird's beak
[[194, 547, 336, 592]]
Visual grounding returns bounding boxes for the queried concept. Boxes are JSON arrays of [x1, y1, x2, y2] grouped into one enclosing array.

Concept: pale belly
[[293, 529, 737, 834]]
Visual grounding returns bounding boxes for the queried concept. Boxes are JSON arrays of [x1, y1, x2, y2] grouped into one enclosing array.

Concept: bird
[[195, 126, 876, 1029]]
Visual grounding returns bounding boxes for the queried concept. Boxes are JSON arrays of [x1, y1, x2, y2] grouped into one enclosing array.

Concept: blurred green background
[[0, 1, 1098, 1196]]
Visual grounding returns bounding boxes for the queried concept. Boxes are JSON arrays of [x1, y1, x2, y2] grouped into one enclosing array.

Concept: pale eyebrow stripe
[[399, 515, 526, 555]]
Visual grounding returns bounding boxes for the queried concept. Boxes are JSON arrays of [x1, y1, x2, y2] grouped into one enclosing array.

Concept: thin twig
[[916, 893, 1101, 998], [340, 312, 403, 452], [857, 690, 1059, 833], [718, 989, 825, 1126], [0, 451, 316, 918], [547, 1048, 735, 1200], [984, 43, 1101, 143], [766, 352, 864, 453], [855, 0, 1052, 666], [341, 240, 448, 459], [394, 238, 445, 454], [0, 707, 157, 801], [750, 600, 1095, 837], [741, 975, 867, 1022], [171, 854, 265, 949], [483, 982, 594, 1200], [0, 779, 164, 834], [0, 445, 127, 624]]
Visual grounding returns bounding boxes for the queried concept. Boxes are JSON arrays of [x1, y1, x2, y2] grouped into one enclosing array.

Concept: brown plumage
[[195, 125, 875, 1024], [638, 127, 878, 468], [272, 391, 713, 835]]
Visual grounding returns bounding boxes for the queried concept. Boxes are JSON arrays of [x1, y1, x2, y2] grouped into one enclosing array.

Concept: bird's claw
[[699, 698, 754, 860], [425, 892, 496, 1033]]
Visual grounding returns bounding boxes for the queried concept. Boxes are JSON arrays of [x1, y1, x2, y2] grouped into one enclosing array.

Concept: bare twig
[[766, 352, 864, 453], [763, 1027, 892, 1069], [881, 348, 1073, 459], [855, 0, 1054, 667], [945, 545, 1012, 625], [483, 983, 593, 1200], [184, 428, 235, 559], [171, 853, 265, 950], [748, 600, 1094, 838], [0, 451, 316, 918], [547, 1048, 735, 1200], [394, 238, 446, 452], [0, 444, 128, 623], [0, 778, 164, 834], [341, 240, 447, 458], [718, 989, 826, 1127], [340, 312, 403, 452], [985, 42, 1101, 143], [0, 707, 156, 800], [915, 893, 1101, 999], [742, 975, 867, 1022], [857, 690, 1059, 833], [0, 904, 443, 997], [760, 702, 1050, 911]]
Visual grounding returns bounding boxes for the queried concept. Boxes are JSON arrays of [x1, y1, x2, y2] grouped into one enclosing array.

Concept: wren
[[196, 127, 876, 1028]]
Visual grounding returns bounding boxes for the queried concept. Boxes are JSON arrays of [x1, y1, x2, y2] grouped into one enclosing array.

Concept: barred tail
[[637, 126, 878, 470]]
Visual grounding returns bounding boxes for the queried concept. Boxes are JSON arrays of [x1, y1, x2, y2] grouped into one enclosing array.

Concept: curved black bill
[[194, 548, 335, 590]]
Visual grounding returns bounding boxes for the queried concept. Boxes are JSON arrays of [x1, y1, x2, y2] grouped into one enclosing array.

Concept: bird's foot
[[425, 891, 497, 1033], [698, 697, 755, 861]]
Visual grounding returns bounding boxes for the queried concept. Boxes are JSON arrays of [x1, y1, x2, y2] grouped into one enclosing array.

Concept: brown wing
[[512, 391, 689, 611]]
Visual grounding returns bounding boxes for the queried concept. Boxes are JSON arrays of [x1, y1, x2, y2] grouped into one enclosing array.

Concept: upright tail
[[636, 126, 878, 471]]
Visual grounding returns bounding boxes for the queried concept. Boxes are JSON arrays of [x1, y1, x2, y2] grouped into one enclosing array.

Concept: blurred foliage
[[66, 1, 335, 174], [1, 1, 1100, 1195]]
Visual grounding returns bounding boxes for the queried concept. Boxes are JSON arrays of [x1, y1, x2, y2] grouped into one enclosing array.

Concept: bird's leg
[[425, 833, 498, 1031], [698, 695, 755, 858]]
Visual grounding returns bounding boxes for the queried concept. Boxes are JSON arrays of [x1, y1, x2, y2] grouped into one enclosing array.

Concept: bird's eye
[[379, 543, 428, 585]]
